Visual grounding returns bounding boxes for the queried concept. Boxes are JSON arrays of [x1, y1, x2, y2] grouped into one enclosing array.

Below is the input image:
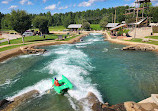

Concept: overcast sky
[[0, 0, 158, 14]]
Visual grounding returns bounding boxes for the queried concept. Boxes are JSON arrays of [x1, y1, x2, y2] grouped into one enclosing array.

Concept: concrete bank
[[0, 33, 89, 62], [104, 31, 158, 51]]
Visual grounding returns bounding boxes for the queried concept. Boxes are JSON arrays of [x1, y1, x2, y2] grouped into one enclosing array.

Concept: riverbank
[[0, 33, 89, 62], [104, 31, 158, 52]]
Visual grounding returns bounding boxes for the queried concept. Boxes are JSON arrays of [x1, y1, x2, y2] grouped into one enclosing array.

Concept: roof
[[150, 23, 158, 26], [134, 18, 147, 25], [106, 23, 119, 28], [68, 24, 82, 28], [110, 24, 127, 31]]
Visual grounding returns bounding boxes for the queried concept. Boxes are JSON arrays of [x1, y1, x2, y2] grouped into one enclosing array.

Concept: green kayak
[[52, 75, 73, 94]]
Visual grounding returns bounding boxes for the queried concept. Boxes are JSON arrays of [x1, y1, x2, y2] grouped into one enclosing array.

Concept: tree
[[0, 12, 4, 29], [46, 11, 53, 26], [1, 14, 12, 29], [61, 14, 71, 28], [99, 16, 108, 30], [33, 16, 49, 34], [10, 10, 31, 34], [82, 19, 90, 30]]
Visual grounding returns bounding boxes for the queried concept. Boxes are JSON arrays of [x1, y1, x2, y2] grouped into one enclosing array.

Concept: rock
[[122, 45, 156, 51], [92, 102, 104, 111], [0, 99, 13, 110], [20, 46, 46, 54], [142, 39, 150, 42], [138, 103, 158, 111], [79, 92, 103, 111], [109, 103, 126, 111], [124, 101, 145, 111], [2, 90, 39, 111]]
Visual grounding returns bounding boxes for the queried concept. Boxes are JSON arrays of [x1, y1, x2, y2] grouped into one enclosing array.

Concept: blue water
[[0, 33, 158, 111]]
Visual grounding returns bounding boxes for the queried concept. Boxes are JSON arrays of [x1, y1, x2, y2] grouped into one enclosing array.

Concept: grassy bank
[[49, 26, 66, 31], [0, 33, 79, 52], [90, 24, 102, 31], [0, 34, 58, 46], [126, 38, 158, 45], [145, 36, 158, 39]]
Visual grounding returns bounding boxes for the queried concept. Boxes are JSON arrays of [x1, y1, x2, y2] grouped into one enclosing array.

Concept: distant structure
[[125, 0, 151, 26], [22, 30, 33, 37], [124, 0, 151, 38], [67, 24, 82, 31], [105, 23, 119, 29]]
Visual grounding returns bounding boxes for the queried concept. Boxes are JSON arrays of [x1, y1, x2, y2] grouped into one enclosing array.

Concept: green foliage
[[90, 24, 102, 30], [9, 10, 31, 34], [99, 16, 108, 29], [149, 7, 158, 23], [33, 16, 49, 34], [61, 14, 72, 28], [145, 36, 158, 39], [117, 30, 123, 36], [123, 29, 130, 34], [49, 26, 66, 31], [46, 11, 53, 26], [0, 12, 4, 29], [1, 14, 12, 30], [82, 19, 90, 30]]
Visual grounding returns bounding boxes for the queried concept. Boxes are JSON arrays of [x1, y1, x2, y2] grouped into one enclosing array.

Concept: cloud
[[78, 0, 106, 7], [27, 1, 33, 5], [45, 4, 56, 10], [43, 0, 46, 3], [57, 1, 61, 6], [155, 3, 158, 6], [59, 6, 68, 10], [1, 0, 12, 4], [20, 0, 33, 5], [2, 1, 8, 4], [9, 5, 17, 9]]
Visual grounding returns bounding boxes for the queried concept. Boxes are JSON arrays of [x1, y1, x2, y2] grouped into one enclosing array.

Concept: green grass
[[49, 26, 66, 31], [126, 38, 158, 45], [0, 38, 4, 40], [0, 34, 79, 52], [126, 38, 143, 42], [0, 44, 27, 52], [145, 36, 158, 39], [0, 29, 17, 33], [90, 24, 102, 31], [0, 34, 58, 46]]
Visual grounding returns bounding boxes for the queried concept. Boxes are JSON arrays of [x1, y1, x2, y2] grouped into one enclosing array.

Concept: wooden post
[[142, 3, 144, 19], [134, 0, 139, 38], [114, 8, 116, 23], [112, 13, 113, 23]]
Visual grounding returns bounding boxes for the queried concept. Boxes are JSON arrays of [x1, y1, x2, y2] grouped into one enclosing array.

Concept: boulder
[[2, 90, 39, 111], [124, 101, 145, 111], [0, 99, 13, 110], [122, 45, 156, 51], [20, 46, 46, 54]]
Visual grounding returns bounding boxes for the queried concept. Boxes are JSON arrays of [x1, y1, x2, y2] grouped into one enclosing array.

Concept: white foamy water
[[19, 54, 41, 58], [46, 47, 103, 104], [8, 79, 52, 100]]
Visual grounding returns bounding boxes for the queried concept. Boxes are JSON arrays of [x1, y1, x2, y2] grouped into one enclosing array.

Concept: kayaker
[[52, 77, 61, 87]]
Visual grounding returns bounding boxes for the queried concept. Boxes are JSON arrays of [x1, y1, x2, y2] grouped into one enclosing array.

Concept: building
[[150, 23, 158, 33], [22, 30, 33, 37], [67, 24, 82, 31], [105, 23, 119, 29]]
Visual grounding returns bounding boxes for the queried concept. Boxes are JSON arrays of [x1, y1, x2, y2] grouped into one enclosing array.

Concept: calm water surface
[[0, 34, 158, 111]]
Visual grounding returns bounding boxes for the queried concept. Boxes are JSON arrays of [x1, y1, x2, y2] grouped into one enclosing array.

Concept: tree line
[[0, 5, 158, 34]]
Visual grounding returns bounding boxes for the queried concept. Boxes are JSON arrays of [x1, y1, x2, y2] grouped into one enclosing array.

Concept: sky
[[0, 0, 158, 14]]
